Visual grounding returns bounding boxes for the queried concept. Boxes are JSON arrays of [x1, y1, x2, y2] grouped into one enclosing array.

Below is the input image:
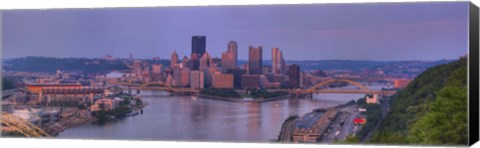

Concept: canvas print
[[0, 1, 473, 146]]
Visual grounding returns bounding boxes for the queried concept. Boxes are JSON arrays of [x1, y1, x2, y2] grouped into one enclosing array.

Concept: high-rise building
[[200, 52, 214, 69], [180, 68, 190, 87], [221, 51, 235, 71], [191, 53, 200, 70], [228, 41, 238, 67], [190, 70, 204, 89], [152, 64, 162, 74], [299, 72, 305, 88], [133, 60, 142, 75], [248, 46, 263, 75], [272, 48, 286, 74], [181, 56, 190, 69], [166, 74, 173, 87], [171, 51, 178, 67], [192, 35, 206, 58], [172, 67, 181, 87], [287, 64, 300, 88]]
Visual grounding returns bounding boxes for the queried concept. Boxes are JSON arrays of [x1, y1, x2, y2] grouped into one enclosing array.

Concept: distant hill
[[3, 56, 453, 76], [238, 59, 453, 71], [369, 57, 467, 145], [2, 56, 130, 73]]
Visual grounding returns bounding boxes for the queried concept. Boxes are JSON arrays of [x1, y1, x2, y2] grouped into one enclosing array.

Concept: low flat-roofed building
[[90, 98, 119, 112], [212, 74, 234, 89], [292, 109, 338, 143]]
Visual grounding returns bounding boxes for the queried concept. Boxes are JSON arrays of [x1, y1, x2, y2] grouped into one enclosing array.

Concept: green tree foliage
[[407, 64, 467, 145], [200, 88, 241, 98], [355, 97, 382, 141], [248, 88, 287, 99], [369, 58, 467, 145]]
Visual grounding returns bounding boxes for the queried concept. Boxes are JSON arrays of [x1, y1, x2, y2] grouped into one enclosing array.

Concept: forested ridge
[[369, 57, 467, 145]]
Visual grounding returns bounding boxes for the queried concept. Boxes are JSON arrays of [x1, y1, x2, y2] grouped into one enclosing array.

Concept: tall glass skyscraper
[[192, 36, 206, 58], [191, 36, 206, 70]]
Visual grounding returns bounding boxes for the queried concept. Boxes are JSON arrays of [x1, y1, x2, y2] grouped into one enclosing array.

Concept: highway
[[318, 104, 359, 143]]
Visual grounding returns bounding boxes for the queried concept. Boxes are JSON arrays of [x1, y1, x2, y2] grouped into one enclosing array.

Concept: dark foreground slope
[[369, 57, 467, 145]]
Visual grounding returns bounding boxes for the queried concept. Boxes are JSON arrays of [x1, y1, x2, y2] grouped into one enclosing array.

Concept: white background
[[0, 0, 478, 148]]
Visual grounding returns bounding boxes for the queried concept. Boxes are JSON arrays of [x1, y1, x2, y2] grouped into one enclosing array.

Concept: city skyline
[[2, 2, 469, 61]]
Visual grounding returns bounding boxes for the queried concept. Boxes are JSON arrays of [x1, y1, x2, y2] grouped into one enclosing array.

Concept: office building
[[241, 75, 261, 88], [287, 64, 300, 88], [152, 64, 162, 74], [228, 41, 238, 67], [227, 69, 247, 88], [192, 35, 206, 58], [272, 48, 286, 74], [133, 60, 142, 75], [221, 51, 235, 71], [190, 53, 200, 70], [212, 73, 234, 89], [171, 51, 179, 67], [180, 68, 190, 87], [248, 46, 263, 75], [190, 70, 204, 89], [200, 52, 214, 69], [300, 72, 305, 88]]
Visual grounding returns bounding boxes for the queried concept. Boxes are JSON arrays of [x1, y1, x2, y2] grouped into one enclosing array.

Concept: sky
[[0, 2, 469, 61]]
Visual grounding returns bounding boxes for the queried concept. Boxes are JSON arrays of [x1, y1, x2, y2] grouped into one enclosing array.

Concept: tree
[[407, 86, 467, 145]]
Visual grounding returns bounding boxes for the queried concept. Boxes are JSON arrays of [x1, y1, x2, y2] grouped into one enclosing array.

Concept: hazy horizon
[[1, 2, 469, 61], [2, 55, 460, 63]]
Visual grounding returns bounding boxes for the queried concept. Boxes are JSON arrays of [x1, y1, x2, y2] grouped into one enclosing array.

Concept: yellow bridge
[[271, 79, 396, 96], [113, 79, 395, 96], [1, 113, 51, 138]]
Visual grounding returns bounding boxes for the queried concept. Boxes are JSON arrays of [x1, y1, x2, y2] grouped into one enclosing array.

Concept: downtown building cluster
[[130, 35, 305, 90]]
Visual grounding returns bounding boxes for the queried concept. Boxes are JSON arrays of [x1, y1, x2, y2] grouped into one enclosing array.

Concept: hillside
[[3, 56, 130, 73], [369, 57, 467, 145]]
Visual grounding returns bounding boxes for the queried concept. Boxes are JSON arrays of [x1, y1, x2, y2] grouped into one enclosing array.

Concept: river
[[57, 83, 386, 142]]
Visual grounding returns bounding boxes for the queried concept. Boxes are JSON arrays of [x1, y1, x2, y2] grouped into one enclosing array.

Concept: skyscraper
[[221, 51, 235, 71], [200, 52, 214, 69], [191, 53, 200, 70], [287, 64, 300, 88], [133, 60, 142, 75], [272, 48, 285, 74], [192, 36, 206, 58], [248, 46, 263, 75], [171, 51, 178, 67], [228, 41, 238, 67], [221, 41, 238, 71]]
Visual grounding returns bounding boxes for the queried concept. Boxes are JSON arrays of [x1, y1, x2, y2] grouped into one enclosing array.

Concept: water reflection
[[58, 83, 385, 142]]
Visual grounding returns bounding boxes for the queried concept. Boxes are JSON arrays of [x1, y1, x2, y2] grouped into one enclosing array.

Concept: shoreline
[[47, 116, 98, 136], [50, 101, 149, 136]]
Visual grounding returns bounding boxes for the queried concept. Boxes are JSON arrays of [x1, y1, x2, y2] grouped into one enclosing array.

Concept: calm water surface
[[58, 83, 385, 142]]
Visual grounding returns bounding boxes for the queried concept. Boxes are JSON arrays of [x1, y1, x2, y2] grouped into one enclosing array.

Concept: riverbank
[[197, 94, 289, 102], [48, 100, 149, 136], [45, 114, 98, 136]]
